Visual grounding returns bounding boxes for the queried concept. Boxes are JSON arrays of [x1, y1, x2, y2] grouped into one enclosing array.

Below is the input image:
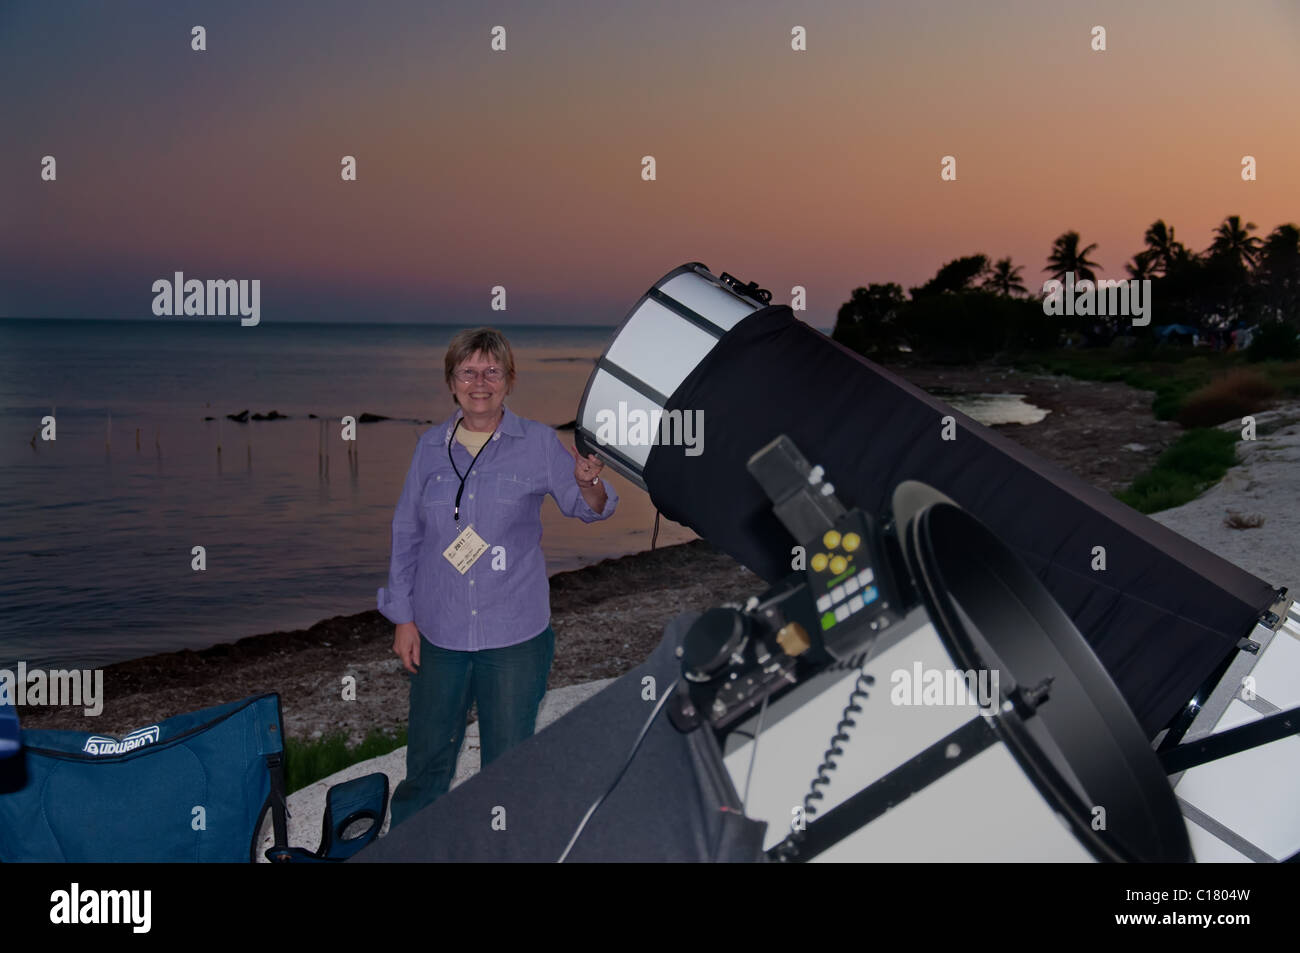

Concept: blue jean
[[388, 624, 555, 828]]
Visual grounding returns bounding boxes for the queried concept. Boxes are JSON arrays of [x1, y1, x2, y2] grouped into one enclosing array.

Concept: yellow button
[[842, 532, 861, 552], [829, 555, 848, 575], [823, 530, 841, 549], [811, 552, 828, 572]]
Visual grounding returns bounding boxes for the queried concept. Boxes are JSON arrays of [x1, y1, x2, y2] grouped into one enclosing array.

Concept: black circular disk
[[895, 490, 1191, 863]]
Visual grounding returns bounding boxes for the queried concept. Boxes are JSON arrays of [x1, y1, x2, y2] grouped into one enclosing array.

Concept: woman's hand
[[393, 622, 421, 674], [567, 444, 605, 486]]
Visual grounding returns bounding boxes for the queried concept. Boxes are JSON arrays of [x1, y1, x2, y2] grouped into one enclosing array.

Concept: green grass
[[283, 727, 407, 794], [1114, 428, 1240, 514]]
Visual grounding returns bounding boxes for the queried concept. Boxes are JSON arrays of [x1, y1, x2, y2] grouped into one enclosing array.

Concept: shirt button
[[469, 493, 474, 499], [471, 609, 477, 615], [469, 579, 475, 586]]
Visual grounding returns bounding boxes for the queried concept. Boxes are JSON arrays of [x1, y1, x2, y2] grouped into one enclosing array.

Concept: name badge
[[443, 523, 489, 574]]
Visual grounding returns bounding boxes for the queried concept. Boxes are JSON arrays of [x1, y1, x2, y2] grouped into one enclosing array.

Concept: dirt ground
[[896, 364, 1180, 493]]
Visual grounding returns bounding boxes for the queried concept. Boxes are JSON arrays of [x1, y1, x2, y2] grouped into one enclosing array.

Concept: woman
[[377, 327, 617, 827]]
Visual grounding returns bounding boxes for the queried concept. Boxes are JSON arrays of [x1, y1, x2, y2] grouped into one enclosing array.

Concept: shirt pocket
[[422, 473, 457, 510], [495, 473, 533, 506]]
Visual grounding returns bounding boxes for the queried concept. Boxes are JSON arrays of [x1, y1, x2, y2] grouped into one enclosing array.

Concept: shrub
[[1246, 320, 1300, 362], [1176, 369, 1278, 428], [1115, 429, 1239, 513]]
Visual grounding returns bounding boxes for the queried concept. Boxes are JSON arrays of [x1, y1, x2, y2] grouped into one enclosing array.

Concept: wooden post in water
[[348, 420, 358, 477]]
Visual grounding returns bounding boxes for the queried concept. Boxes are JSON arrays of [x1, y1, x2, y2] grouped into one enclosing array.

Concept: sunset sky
[[2, 0, 1297, 325]]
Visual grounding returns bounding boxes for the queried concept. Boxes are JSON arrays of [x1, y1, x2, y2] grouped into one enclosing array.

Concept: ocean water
[[0, 319, 698, 669]]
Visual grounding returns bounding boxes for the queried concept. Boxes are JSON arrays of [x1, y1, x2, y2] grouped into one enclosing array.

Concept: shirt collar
[[444, 404, 524, 446]]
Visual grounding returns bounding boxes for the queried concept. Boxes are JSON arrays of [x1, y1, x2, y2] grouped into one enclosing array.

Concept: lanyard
[[447, 417, 496, 522]]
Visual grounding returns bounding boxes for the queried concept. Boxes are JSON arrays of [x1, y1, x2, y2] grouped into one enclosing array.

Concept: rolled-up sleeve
[[546, 430, 618, 522], [377, 439, 427, 624]]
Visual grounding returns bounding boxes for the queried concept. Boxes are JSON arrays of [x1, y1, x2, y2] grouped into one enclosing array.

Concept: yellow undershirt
[[455, 424, 493, 454]]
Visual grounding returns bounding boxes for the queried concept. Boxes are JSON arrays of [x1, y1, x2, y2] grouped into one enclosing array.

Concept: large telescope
[[356, 264, 1299, 862]]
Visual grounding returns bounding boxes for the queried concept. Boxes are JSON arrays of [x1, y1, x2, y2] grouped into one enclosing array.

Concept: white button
[[857, 568, 874, 586], [472, 469, 477, 475], [844, 577, 859, 595], [471, 609, 477, 615], [469, 580, 475, 586], [848, 594, 864, 612], [816, 595, 832, 613], [834, 604, 850, 622], [830, 585, 846, 603], [469, 494, 474, 499]]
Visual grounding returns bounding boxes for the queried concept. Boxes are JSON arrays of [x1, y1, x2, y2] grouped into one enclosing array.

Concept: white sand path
[[1150, 403, 1300, 593]]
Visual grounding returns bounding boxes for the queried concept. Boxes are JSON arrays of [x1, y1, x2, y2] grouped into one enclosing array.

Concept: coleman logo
[[82, 726, 160, 756]]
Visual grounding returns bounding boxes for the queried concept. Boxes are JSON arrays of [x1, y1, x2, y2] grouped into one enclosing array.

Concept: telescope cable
[[773, 658, 874, 862], [556, 676, 681, 862]]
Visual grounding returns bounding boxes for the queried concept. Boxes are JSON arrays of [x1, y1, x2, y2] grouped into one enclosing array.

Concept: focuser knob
[[682, 608, 751, 682]]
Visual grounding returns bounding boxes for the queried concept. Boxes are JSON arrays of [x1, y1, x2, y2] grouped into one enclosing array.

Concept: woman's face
[[451, 349, 510, 420]]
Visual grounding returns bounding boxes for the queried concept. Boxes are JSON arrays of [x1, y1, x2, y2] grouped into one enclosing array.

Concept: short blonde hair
[[444, 327, 516, 405]]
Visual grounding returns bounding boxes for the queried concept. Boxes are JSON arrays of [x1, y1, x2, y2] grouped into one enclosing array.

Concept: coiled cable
[[772, 656, 874, 861]]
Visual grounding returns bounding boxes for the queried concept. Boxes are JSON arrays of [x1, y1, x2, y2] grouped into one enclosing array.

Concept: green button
[[820, 611, 836, 631]]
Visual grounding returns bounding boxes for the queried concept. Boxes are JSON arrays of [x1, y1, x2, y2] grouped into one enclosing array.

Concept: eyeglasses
[[454, 366, 505, 384]]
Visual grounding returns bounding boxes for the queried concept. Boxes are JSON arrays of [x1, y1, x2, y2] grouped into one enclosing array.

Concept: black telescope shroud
[[637, 305, 1278, 737]]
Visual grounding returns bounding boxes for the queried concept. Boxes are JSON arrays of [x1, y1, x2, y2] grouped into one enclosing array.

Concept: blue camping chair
[[0, 697, 21, 800], [0, 698, 18, 761], [0, 692, 387, 862]]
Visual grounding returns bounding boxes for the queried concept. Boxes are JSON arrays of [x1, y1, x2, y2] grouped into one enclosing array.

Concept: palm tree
[[1142, 220, 1185, 275], [1259, 223, 1300, 321], [1045, 231, 1101, 284], [982, 257, 1028, 297], [1209, 215, 1263, 271], [1125, 250, 1157, 280], [1261, 223, 1300, 263]]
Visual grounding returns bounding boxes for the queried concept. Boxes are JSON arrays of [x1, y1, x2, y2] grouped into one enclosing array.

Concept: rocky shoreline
[[16, 364, 1192, 741], [17, 539, 764, 742]]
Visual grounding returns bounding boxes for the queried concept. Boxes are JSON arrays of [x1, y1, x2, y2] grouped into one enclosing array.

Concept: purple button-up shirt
[[377, 405, 618, 651]]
